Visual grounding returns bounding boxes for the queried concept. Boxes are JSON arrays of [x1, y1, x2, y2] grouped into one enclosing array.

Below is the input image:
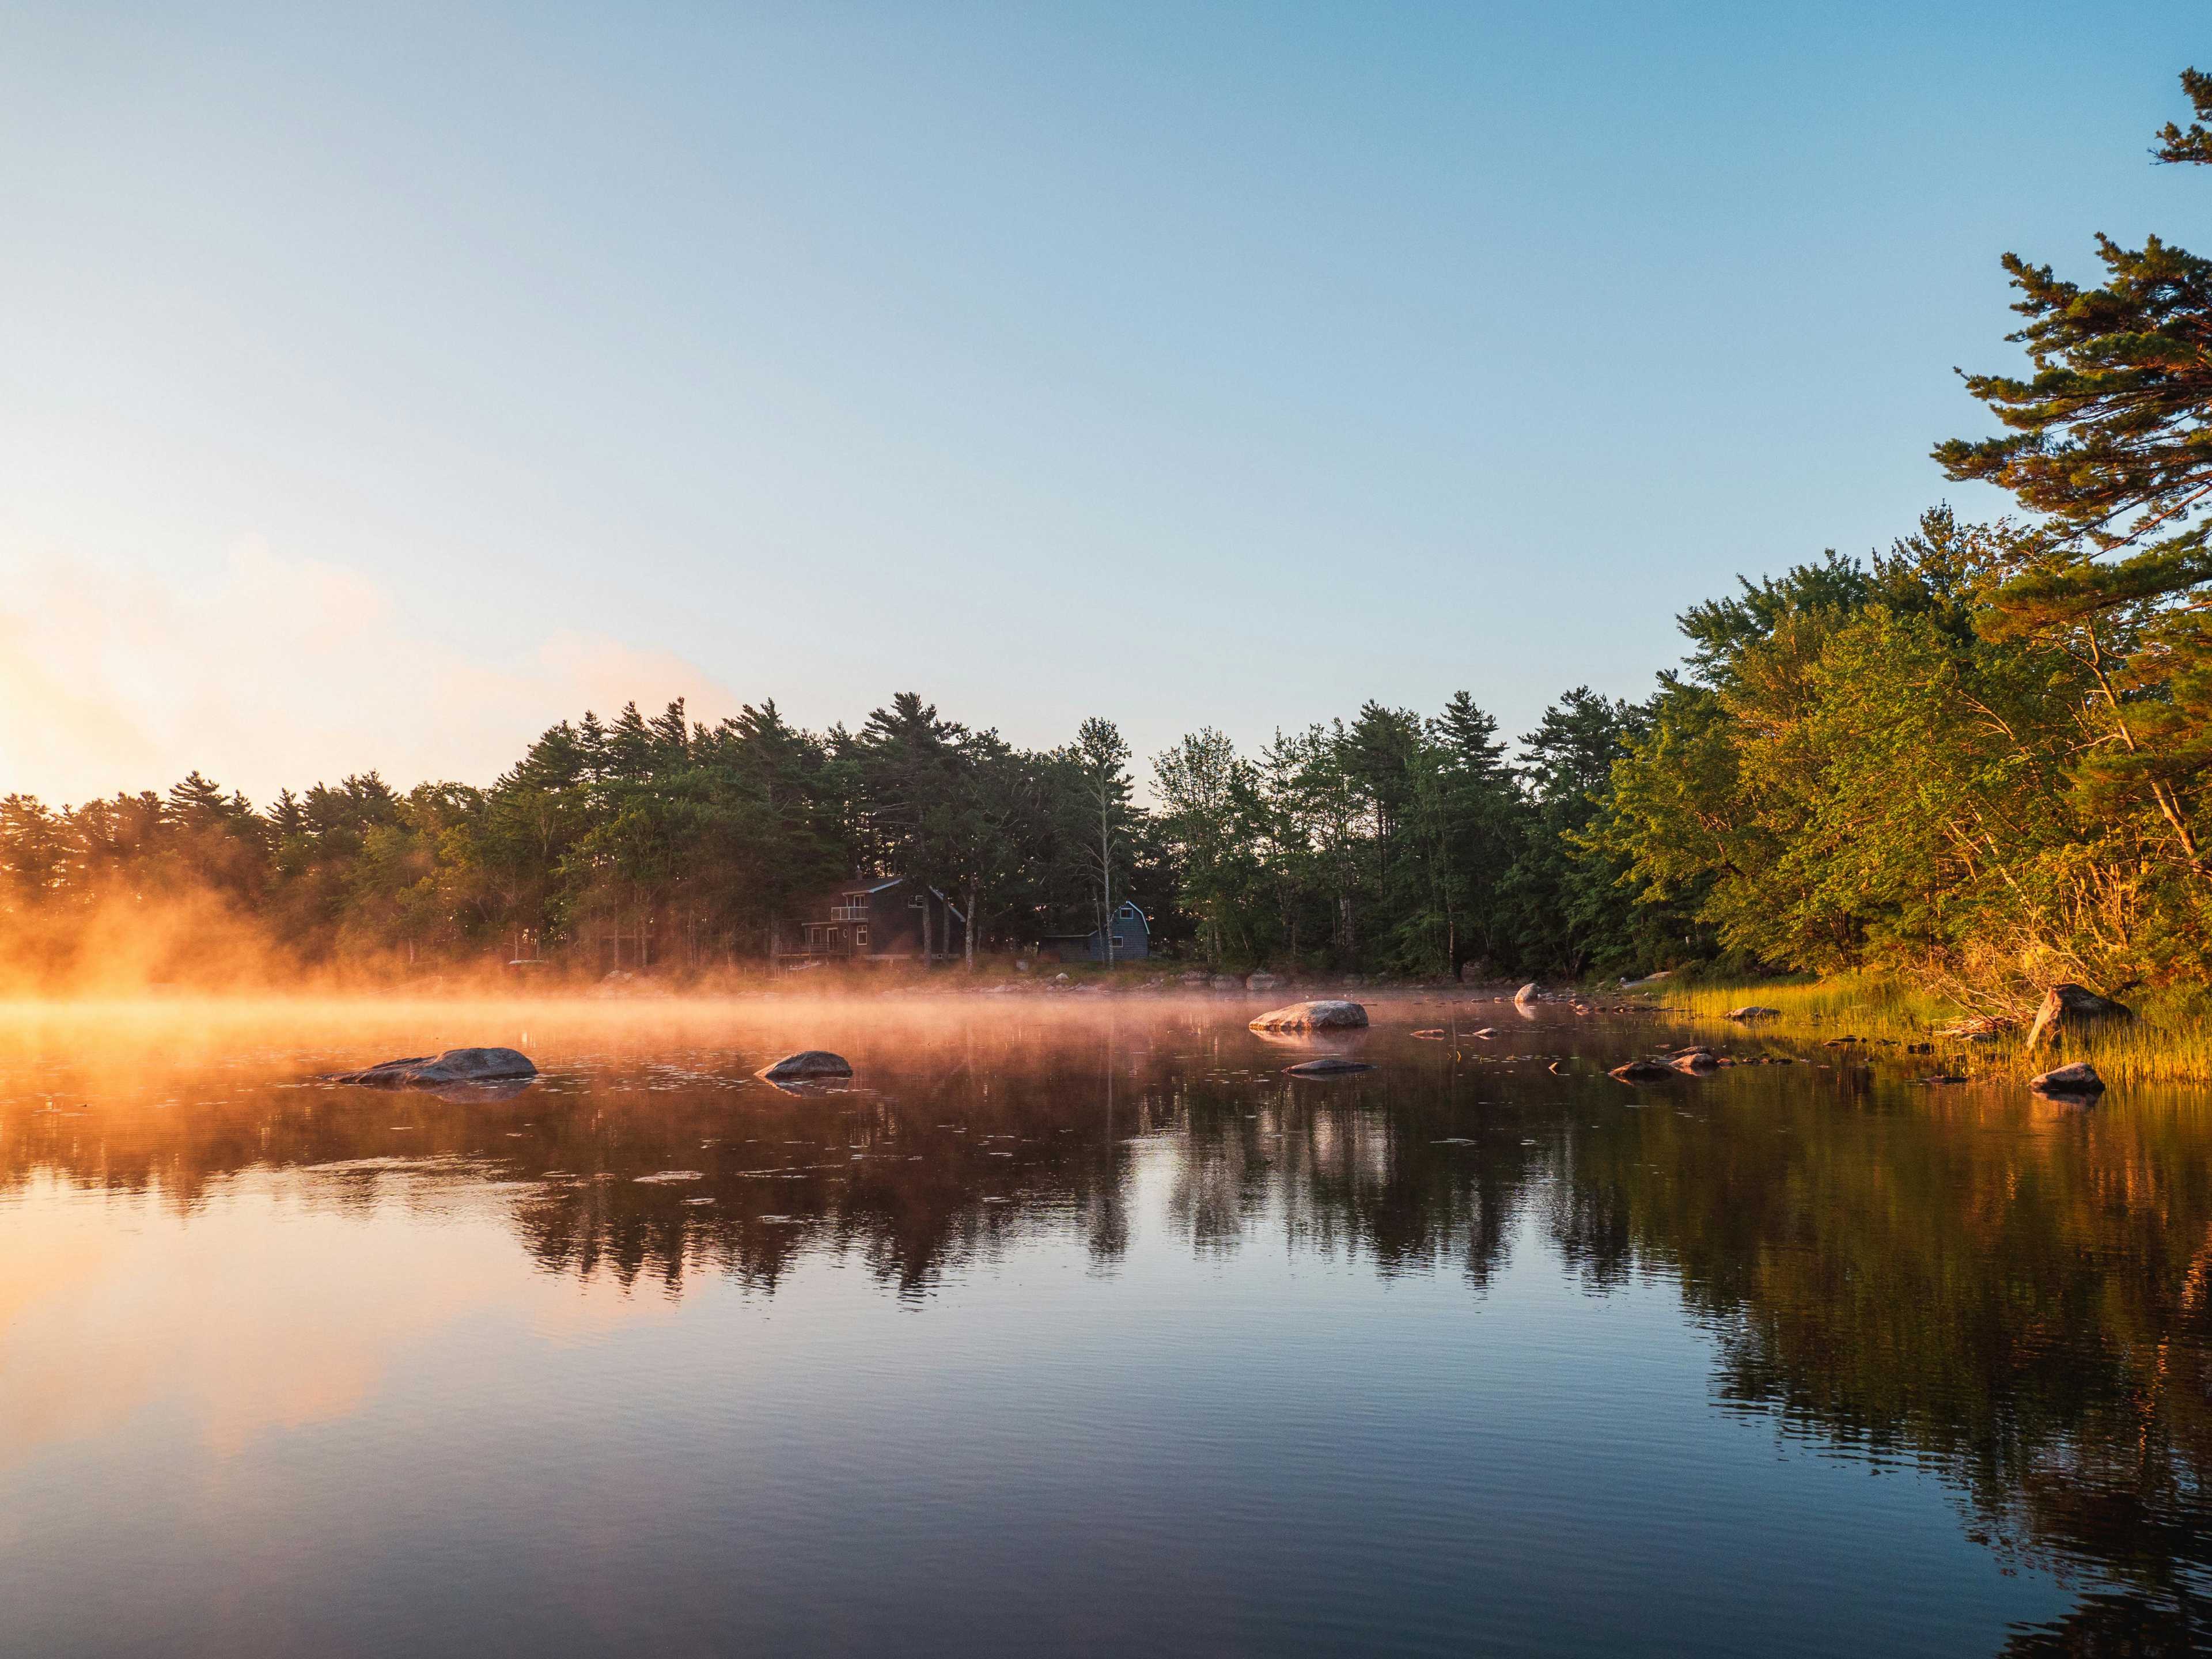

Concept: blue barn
[[1039, 900, 1150, 963]]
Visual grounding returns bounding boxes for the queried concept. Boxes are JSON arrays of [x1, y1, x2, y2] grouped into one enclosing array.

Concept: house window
[[855, 927, 869, 948]]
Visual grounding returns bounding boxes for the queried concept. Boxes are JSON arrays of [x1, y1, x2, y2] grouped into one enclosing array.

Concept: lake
[[1, 994, 2205, 1657]]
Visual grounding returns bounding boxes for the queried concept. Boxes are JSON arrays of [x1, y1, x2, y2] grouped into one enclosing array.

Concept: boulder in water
[[1513, 982, 1541, 1005], [1726, 1006, 1782, 1022], [757, 1051, 854, 1082], [1608, 1058, 1674, 1082], [1248, 1000, 1368, 1033], [1284, 1056, 1375, 1078], [329, 1047, 537, 1089], [2030, 1060, 2105, 1099]]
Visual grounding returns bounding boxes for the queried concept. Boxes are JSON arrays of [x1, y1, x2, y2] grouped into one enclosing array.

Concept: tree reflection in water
[[4, 1001, 2211, 1650]]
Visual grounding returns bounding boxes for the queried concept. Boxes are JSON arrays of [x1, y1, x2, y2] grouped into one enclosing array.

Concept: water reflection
[[3, 999, 2210, 1652]]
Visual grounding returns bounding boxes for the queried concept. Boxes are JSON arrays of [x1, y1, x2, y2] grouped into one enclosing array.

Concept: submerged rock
[[431, 1077, 536, 1104], [2031, 1060, 2106, 1099], [1669, 1049, 1720, 1073], [1608, 1058, 1675, 1082], [1284, 1056, 1376, 1078], [1249, 1000, 1369, 1033], [1726, 1006, 1782, 1022], [330, 1047, 537, 1089], [757, 1051, 854, 1082], [2025, 984, 2134, 1051]]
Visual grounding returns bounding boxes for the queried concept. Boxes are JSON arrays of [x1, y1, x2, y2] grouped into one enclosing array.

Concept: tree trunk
[[2084, 627, 2202, 869], [922, 889, 934, 966], [1100, 793, 1114, 968], [964, 880, 979, 971]]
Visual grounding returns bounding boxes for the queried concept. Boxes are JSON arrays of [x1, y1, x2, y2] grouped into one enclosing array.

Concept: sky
[[2, 1, 2206, 806]]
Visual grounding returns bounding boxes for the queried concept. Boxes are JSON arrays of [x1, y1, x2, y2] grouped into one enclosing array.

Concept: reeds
[[1640, 973, 1961, 1044], [1630, 972, 2212, 1086]]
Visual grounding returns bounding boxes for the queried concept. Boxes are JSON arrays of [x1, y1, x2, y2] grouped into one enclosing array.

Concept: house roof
[[810, 875, 967, 921]]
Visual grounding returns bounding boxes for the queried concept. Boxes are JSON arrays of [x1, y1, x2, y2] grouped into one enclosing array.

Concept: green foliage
[[1933, 68, 2212, 877]]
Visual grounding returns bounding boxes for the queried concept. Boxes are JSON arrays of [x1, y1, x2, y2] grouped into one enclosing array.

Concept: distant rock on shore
[[2025, 984, 2133, 1051]]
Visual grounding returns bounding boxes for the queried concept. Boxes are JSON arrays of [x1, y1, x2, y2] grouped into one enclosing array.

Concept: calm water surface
[[2, 996, 2208, 1657]]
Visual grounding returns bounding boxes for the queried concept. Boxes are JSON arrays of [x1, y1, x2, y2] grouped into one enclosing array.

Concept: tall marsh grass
[[1641, 974, 1963, 1043], [1630, 973, 2212, 1086]]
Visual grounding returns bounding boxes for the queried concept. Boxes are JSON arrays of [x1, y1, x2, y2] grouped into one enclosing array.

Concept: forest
[[0, 683, 1647, 986], [10, 69, 2212, 1009]]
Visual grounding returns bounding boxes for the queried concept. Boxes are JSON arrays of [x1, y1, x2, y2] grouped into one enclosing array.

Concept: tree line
[[0, 679, 1674, 986]]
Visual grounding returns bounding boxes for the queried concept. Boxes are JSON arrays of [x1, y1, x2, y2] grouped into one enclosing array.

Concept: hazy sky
[[2, 2, 2205, 805]]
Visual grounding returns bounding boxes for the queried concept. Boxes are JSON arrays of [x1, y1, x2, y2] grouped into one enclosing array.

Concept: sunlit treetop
[[1935, 68, 2212, 611]]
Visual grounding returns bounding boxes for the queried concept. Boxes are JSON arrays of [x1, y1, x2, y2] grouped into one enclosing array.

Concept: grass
[[1624, 971, 2212, 1087], [2041, 1011, 2212, 1088], [1641, 972, 1964, 1044]]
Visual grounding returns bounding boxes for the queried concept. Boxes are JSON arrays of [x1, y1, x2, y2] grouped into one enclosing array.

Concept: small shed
[[1039, 900, 1150, 963]]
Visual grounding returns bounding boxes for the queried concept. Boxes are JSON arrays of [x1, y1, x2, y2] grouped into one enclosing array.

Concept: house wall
[[775, 877, 969, 964], [865, 881, 967, 959]]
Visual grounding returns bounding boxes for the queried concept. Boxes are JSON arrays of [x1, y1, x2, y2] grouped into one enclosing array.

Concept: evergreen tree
[[1936, 66, 2212, 873]]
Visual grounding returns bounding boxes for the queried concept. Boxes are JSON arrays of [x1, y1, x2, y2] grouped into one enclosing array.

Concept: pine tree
[[1936, 67, 2212, 871]]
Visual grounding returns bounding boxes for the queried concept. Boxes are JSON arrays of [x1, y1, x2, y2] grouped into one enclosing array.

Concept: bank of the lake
[[1634, 972, 2212, 1088]]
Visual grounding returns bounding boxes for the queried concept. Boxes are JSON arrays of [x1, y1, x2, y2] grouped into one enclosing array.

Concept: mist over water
[[2, 995, 2207, 1656]]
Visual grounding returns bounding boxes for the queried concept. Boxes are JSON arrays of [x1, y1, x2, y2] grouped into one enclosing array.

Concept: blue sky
[[2, 2, 2205, 801]]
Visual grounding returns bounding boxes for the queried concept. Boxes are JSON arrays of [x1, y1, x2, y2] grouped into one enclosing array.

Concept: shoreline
[[1620, 975, 2212, 1089]]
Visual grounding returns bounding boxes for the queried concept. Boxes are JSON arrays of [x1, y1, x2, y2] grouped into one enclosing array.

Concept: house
[[775, 876, 968, 965], [1038, 900, 1150, 963]]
